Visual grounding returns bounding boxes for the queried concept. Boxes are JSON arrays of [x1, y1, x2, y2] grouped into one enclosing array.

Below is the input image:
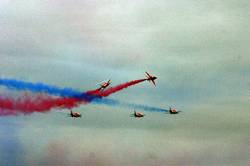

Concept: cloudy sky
[[0, 0, 249, 165]]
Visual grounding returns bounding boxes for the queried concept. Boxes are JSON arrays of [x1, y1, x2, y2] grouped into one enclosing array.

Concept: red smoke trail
[[85, 88, 102, 95], [44, 78, 147, 110], [93, 79, 147, 97], [0, 87, 102, 116], [0, 95, 87, 116]]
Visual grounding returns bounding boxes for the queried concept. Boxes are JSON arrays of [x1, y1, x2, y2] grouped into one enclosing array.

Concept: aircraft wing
[[152, 80, 156, 86], [145, 72, 150, 77]]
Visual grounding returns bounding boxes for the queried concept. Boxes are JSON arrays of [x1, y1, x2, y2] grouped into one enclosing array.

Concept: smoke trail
[[0, 78, 82, 97], [94, 79, 147, 97], [92, 98, 166, 112], [0, 78, 148, 115], [0, 78, 102, 102], [0, 78, 147, 98], [0, 95, 86, 116]]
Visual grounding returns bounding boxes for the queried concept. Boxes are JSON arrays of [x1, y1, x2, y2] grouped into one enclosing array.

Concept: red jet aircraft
[[169, 107, 179, 114], [132, 110, 145, 118], [69, 110, 82, 118], [98, 79, 111, 90], [145, 72, 157, 86]]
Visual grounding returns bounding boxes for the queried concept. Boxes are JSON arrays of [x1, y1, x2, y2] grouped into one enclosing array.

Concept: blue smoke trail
[[93, 98, 166, 112], [0, 78, 166, 112], [0, 78, 82, 97]]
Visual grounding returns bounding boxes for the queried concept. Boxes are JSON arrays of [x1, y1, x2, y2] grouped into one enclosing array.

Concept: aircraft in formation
[[130, 107, 179, 119], [68, 72, 180, 118], [68, 107, 179, 119]]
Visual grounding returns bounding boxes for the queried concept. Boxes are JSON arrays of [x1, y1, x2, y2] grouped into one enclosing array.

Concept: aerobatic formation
[[0, 72, 179, 116]]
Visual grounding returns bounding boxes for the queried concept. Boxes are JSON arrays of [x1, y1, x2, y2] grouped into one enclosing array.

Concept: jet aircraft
[[69, 110, 82, 118], [168, 107, 179, 114], [145, 72, 157, 86], [132, 110, 145, 118], [97, 79, 111, 90]]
